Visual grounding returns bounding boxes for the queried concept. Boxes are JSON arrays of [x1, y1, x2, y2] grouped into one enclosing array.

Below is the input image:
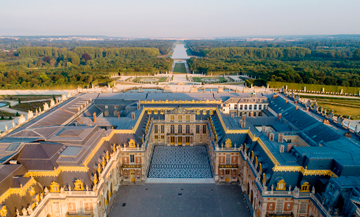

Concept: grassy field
[[133, 77, 167, 83], [173, 63, 187, 73], [192, 77, 227, 83], [0, 95, 56, 101], [268, 82, 360, 94], [13, 101, 51, 112], [301, 95, 360, 119]]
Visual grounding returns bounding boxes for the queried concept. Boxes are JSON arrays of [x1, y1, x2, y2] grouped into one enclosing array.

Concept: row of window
[[231, 104, 267, 110], [169, 114, 191, 122], [154, 125, 164, 134]]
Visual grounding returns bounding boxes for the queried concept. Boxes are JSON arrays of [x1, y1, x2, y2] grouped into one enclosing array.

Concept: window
[[259, 105, 262, 110], [254, 105, 257, 110], [186, 115, 190, 121], [161, 125, 164, 133], [186, 137, 190, 144], [178, 125, 182, 133], [161, 135, 164, 140], [240, 105, 243, 110], [299, 202, 307, 213], [225, 154, 230, 165], [245, 105, 248, 110], [170, 115, 174, 121], [154, 135, 158, 140], [196, 125, 200, 133], [130, 155, 134, 163], [170, 137, 175, 144], [154, 125, 158, 133], [186, 125, 190, 133], [170, 125, 175, 133], [203, 125, 207, 133], [234, 104, 237, 109], [178, 115, 182, 122], [249, 105, 252, 110]]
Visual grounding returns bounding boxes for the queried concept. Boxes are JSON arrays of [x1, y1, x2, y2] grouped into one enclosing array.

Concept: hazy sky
[[1, 0, 359, 37]]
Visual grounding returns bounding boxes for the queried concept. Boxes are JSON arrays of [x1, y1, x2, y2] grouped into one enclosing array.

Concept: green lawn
[[173, 63, 187, 74], [268, 81, 360, 94], [301, 95, 360, 119], [192, 77, 227, 83], [133, 77, 167, 83]]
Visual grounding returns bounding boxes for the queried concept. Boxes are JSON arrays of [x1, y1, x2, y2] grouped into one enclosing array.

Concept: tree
[[353, 49, 360, 60], [82, 53, 92, 62]]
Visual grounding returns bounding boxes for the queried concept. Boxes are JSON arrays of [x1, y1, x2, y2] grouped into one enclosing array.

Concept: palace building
[[0, 91, 359, 217]]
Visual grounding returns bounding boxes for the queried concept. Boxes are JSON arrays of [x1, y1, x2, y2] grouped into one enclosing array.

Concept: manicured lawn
[[302, 95, 360, 119], [192, 77, 227, 83], [268, 81, 360, 94], [133, 77, 167, 83], [173, 63, 187, 73], [13, 101, 51, 112]]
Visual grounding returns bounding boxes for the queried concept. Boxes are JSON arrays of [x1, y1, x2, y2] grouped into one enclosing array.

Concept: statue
[[22, 208, 27, 216], [16, 209, 20, 217]]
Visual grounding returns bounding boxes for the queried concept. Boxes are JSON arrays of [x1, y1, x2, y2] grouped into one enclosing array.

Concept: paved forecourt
[[108, 184, 251, 217]]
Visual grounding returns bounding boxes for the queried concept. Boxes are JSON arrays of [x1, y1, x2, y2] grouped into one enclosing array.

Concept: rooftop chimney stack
[[278, 113, 282, 121], [137, 103, 140, 110], [295, 106, 299, 110], [93, 112, 97, 123], [278, 133, 284, 143], [117, 111, 120, 119]]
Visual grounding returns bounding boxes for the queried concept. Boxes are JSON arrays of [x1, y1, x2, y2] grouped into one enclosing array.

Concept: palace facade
[[0, 91, 359, 217]]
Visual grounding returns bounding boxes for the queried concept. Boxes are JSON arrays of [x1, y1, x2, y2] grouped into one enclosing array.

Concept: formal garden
[[192, 77, 227, 84], [133, 77, 167, 84]]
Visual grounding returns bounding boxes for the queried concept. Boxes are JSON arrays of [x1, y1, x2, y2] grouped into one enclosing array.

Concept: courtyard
[[108, 184, 251, 217]]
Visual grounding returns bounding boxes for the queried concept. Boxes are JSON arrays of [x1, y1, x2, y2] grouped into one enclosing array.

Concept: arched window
[[178, 115, 182, 122], [178, 125, 182, 133], [170, 125, 174, 133], [186, 125, 190, 133]]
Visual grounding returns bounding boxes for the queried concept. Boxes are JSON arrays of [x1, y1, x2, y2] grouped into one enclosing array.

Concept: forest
[[186, 39, 360, 87], [0, 43, 173, 89]]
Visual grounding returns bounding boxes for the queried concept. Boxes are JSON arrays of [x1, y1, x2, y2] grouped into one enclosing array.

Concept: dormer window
[[300, 182, 310, 192], [276, 179, 286, 190]]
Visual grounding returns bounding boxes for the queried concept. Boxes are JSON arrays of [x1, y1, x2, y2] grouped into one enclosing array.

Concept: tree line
[[186, 45, 360, 87], [0, 45, 173, 89]]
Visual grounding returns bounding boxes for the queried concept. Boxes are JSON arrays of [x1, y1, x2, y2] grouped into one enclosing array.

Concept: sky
[[1, 0, 360, 37]]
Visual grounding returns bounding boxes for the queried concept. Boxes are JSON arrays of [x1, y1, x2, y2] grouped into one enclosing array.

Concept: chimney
[[266, 131, 270, 138], [272, 95, 278, 99], [285, 99, 288, 104], [137, 103, 140, 110], [262, 125, 266, 132], [279, 145, 285, 153], [131, 112, 135, 120], [294, 101, 297, 104], [278, 113, 282, 121], [306, 107, 309, 112], [241, 121, 246, 128], [117, 111, 120, 119], [231, 113, 234, 118], [242, 115, 246, 122], [344, 132, 351, 138], [250, 111, 254, 117], [9, 160, 18, 164], [278, 133, 284, 143], [295, 106, 299, 110], [269, 133, 274, 141], [93, 112, 97, 123]]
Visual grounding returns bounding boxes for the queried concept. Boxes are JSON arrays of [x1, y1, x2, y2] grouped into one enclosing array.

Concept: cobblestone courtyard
[[108, 184, 251, 217]]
